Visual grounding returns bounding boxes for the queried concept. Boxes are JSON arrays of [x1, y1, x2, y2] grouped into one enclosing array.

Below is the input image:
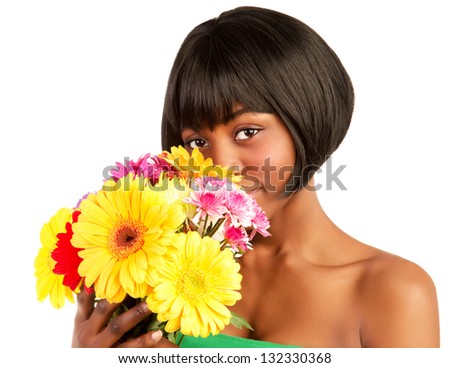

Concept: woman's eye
[[235, 128, 259, 141], [186, 138, 209, 149]]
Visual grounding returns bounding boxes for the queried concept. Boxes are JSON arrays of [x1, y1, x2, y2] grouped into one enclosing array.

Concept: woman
[[72, 6, 439, 348]]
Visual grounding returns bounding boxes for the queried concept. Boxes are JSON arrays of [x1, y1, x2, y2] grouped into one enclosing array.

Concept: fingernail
[[151, 330, 163, 342]]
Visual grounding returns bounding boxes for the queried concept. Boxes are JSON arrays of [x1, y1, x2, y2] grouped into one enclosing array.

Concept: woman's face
[[181, 108, 297, 220]]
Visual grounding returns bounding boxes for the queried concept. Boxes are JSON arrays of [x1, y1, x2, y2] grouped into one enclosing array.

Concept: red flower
[[51, 211, 91, 292]]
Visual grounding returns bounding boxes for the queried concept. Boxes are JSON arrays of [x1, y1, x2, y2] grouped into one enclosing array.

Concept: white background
[[1, 0, 449, 366]]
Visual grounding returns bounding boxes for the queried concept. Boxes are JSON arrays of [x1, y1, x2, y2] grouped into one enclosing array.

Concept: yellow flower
[[72, 174, 186, 303], [150, 175, 197, 222], [150, 175, 189, 204], [160, 146, 240, 183], [147, 231, 242, 338], [35, 207, 75, 308]]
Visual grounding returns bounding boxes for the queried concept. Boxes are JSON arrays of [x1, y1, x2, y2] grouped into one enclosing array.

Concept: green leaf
[[167, 332, 180, 344], [146, 315, 164, 331], [230, 311, 253, 331]]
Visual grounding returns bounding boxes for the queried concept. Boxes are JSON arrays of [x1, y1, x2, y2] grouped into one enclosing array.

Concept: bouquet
[[34, 146, 270, 344]]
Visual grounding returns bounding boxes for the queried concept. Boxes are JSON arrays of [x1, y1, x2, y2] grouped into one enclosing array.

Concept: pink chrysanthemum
[[223, 223, 250, 253], [109, 153, 175, 184], [184, 190, 227, 221], [184, 177, 228, 221], [199, 177, 233, 192], [249, 198, 271, 238], [148, 155, 177, 183], [109, 153, 150, 180], [224, 189, 256, 228]]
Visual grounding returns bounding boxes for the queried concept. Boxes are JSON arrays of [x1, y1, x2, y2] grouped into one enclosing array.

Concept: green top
[[179, 333, 299, 348]]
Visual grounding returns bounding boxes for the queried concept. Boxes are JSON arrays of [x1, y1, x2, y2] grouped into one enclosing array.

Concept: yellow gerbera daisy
[[72, 174, 186, 303], [149, 175, 197, 222], [147, 231, 242, 338], [160, 146, 240, 183], [35, 207, 75, 309]]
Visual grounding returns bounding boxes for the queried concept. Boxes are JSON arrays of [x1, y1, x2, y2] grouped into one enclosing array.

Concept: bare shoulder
[[360, 248, 436, 298], [357, 246, 440, 347]]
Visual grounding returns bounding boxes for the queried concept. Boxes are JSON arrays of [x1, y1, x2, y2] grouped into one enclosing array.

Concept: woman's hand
[[72, 288, 177, 348]]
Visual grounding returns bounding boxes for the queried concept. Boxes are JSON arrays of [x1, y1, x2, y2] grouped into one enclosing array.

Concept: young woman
[[72, 6, 439, 348]]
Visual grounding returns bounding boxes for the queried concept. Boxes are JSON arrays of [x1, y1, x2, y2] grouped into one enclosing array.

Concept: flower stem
[[202, 214, 209, 237], [220, 239, 228, 251], [205, 217, 225, 238]]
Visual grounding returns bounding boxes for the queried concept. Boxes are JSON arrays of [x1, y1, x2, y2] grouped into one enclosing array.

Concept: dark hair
[[161, 6, 354, 193]]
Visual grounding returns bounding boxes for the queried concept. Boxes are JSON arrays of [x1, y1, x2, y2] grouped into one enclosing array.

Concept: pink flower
[[249, 198, 271, 238], [109, 154, 175, 184], [184, 184, 227, 220], [109, 153, 150, 180], [191, 177, 231, 192], [185, 176, 270, 244], [224, 188, 255, 228], [223, 223, 250, 253], [250, 210, 271, 239]]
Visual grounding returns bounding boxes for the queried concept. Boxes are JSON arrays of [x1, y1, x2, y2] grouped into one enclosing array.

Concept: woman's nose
[[210, 145, 242, 174]]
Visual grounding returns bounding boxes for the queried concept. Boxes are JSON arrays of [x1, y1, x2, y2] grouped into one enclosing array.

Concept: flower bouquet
[[34, 146, 270, 344]]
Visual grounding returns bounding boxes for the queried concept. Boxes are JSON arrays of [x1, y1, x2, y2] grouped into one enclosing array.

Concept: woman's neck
[[254, 182, 342, 263]]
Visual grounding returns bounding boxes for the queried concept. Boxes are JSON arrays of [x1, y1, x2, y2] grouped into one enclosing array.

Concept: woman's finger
[[87, 298, 121, 333], [95, 301, 152, 347], [73, 289, 98, 347], [74, 288, 95, 324], [118, 330, 164, 348], [73, 296, 121, 347]]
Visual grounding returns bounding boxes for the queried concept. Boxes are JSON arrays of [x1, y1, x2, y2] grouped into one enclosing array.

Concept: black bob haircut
[[161, 6, 354, 193]]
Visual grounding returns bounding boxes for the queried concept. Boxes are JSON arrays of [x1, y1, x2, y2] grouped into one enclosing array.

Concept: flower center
[[108, 217, 147, 260], [177, 267, 209, 303]]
